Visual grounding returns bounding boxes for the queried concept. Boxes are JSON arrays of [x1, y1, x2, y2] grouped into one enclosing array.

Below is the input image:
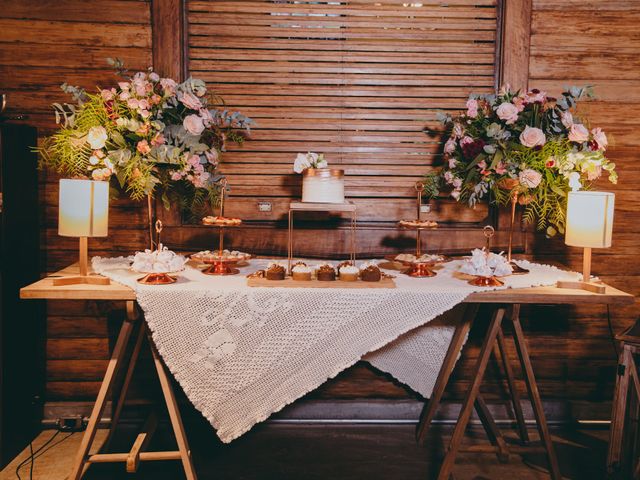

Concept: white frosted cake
[[302, 168, 345, 203]]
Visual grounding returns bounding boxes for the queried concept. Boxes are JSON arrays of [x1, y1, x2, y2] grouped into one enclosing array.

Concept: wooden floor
[[1, 421, 612, 480]]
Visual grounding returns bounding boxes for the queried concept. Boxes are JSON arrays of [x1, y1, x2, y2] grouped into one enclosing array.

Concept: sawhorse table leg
[[68, 300, 197, 479], [416, 304, 561, 480]]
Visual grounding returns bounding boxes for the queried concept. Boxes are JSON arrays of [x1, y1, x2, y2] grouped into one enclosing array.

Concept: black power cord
[[606, 305, 619, 358], [15, 430, 75, 480]]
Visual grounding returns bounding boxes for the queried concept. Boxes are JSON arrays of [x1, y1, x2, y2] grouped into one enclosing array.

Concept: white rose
[[496, 102, 519, 125], [183, 114, 205, 135], [293, 153, 311, 173], [86, 126, 108, 149], [519, 126, 546, 148]]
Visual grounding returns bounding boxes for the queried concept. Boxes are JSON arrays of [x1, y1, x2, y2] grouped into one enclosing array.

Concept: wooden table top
[[21, 263, 635, 305]]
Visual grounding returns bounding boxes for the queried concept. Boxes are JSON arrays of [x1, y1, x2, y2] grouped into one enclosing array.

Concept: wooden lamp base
[[556, 247, 605, 294], [52, 237, 111, 287]]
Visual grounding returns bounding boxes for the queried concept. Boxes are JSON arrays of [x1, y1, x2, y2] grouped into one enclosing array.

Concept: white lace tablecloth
[[92, 256, 578, 443]]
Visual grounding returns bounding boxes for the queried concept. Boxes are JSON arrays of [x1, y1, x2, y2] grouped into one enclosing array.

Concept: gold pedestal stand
[[398, 182, 439, 278], [201, 179, 243, 276], [288, 201, 357, 275]]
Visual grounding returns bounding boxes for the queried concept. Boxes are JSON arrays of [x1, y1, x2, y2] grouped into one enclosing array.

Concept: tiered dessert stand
[[396, 182, 441, 277], [199, 179, 245, 276], [467, 225, 505, 287]]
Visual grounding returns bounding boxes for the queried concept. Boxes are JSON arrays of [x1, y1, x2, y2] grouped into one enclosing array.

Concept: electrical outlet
[[258, 201, 272, 212], [420, 204, 431, 213], [56, 416, 86, 432]]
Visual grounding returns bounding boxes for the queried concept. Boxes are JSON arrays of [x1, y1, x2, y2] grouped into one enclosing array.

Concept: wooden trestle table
[[20, 264, 635, 480]]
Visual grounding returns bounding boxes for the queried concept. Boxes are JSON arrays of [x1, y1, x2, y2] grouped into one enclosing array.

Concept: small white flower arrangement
[[131, 245, 187, 273], [293, 152, 327, 173], [460, 249, 513, 278]]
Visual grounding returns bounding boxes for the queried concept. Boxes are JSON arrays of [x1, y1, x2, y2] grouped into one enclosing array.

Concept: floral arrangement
[[424, 86, 617, 235], [293, 152, 327, 173], [460, 248, 513, 277], [38, 59, 252, 216]]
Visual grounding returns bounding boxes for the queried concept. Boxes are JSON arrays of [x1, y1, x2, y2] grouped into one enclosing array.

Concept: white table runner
[[92, 257, 577, 443]]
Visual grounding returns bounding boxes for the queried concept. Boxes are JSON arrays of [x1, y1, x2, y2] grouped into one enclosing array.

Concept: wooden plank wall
[[0, 0, 637, 422]]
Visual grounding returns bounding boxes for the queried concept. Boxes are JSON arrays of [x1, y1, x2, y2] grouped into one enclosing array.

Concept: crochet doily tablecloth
[[92, 257, 577, 443]]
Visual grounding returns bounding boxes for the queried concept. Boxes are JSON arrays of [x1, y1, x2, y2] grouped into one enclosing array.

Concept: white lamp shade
[[565, 191, 614, 248], [58, 179, 109, 237]]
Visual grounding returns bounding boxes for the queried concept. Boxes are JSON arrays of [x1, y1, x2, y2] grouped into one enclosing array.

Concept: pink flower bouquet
[[424, 86, 617, 235], [38, 59, 252, 217]]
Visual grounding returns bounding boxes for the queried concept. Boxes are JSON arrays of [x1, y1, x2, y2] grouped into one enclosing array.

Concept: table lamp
[[556, 190, 614, 294], [54, 179, 110, 286]]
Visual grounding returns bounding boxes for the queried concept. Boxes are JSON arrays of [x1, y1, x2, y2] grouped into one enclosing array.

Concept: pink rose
[[118, 82, 130, 91], [448, 157, 458, 168], [187, 154, 200, 166], [171, 171, 182, 181], [560, 111, 573, 128], [466, 99, 479, 118], [127, 98, 140, 109], [591, 127, 608, 151], [179, 91, 202, 110], [160, 78, 177, 95], [136, 140, 151, 155], [477, 160, 487, 170], [183, 114, 205, 135], [205, 149, 218, 164], [444, 138, 456, 154], [118, 91, 130, 101], [519, 126, 546, 148], [518, 169, 542, 189], [200, 108, 213, 127], [151, 133, 166, 146], [100, 89, 115, 101], [524, 89, 546, 104], [459, 136, 474, 146], [444, 171, 454, 183], [496, 102, 519, 124], [568, 123, 589, 143]]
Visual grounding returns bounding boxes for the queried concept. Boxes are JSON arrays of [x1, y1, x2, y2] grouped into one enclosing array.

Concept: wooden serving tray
[[247, 276, 396, 289]]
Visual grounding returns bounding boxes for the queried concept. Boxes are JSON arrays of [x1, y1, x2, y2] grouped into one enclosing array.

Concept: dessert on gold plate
[[202, 215, 242, 226], [266, 262, 286, 281], [192, 249, 251, 263], [359, 262, 382, 282], [291, 262, 312, 281], [338, 264, 359, 282], [398, 219, 438, 229], [316, 263, 337, 281]]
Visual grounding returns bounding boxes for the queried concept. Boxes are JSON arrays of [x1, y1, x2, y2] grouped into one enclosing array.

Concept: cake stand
[[397, 182, 440, 277], [200, 179, 245, 276], [287, 201, 357, 275]]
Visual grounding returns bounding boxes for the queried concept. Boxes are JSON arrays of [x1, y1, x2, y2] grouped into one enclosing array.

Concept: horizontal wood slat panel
[[186, 0, 499, 246]]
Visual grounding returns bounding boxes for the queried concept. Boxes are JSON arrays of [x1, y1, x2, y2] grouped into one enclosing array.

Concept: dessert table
[[20, 260, 634, 480]]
